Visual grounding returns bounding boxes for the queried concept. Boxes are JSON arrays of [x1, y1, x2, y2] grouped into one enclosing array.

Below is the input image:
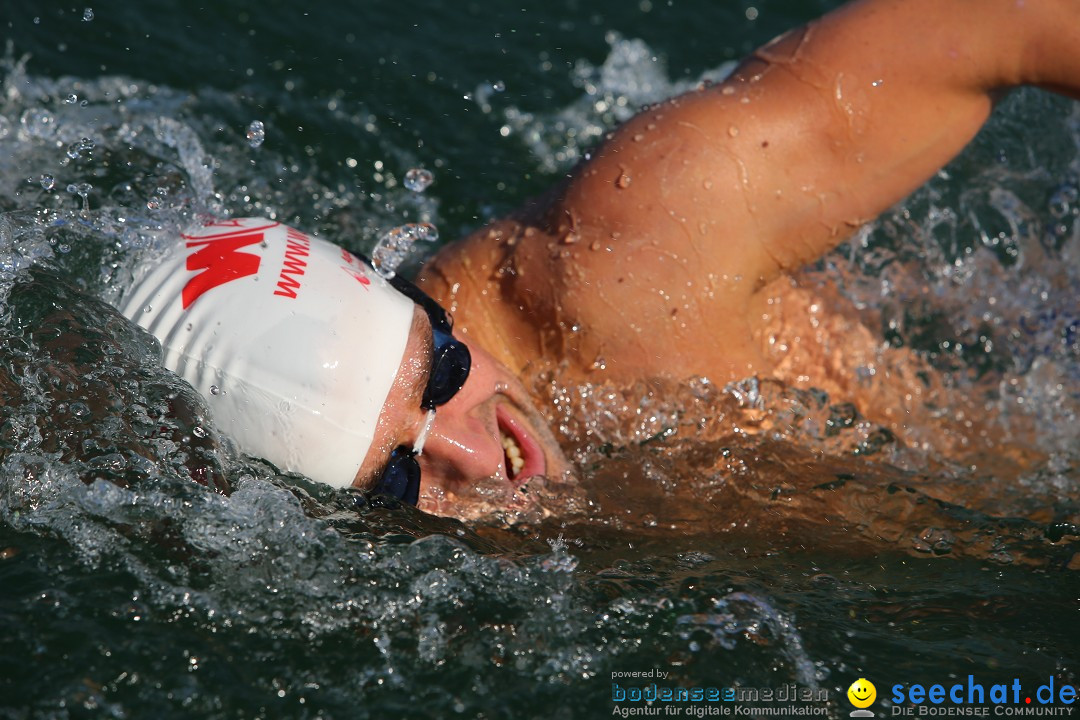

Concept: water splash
[[495, 33, 735, 173], [675, 592, 820, 686], [370, 222, 439, 278], [150, 117, 220, 216]]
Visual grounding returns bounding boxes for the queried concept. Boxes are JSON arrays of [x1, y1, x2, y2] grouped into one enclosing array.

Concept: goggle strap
[[412, 408, 437, 456]]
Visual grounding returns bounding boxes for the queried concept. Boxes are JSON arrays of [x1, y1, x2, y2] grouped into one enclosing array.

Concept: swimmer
[[122, 0, 1080, 513]]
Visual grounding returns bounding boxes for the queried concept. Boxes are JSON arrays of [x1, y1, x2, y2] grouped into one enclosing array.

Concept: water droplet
[[403, 167, 433, 192], [66, 182, 92, 209], [615, 171, 632, 189], [146, 197, 161, 210], [143, 305, 152, 313], [246, 120, 265, 148], [192, 426, 208, 439], [727, 125, 739, 138], [64, 94, 78, 105], [492, 80, 506, 92], [209, 385, 221, 395], [65, 137, 94, 159], [39, 175, 55, 191], [82, 7, 94, 21], [415, 222, 438, 242]]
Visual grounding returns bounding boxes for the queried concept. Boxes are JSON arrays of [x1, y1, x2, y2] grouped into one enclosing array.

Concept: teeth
[[501, 432, 525, 477]]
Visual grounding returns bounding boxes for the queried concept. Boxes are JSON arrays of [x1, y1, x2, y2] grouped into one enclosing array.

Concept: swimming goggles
[[369, 269, 471, 506]]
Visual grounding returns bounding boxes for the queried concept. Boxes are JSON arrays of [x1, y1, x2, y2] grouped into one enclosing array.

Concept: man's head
[[122, 218, 570, 509]]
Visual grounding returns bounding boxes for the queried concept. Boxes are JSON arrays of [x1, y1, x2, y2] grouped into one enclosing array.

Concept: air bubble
[[209, 385, 222, 396], [492, 80, 506, 92], [246, 120, 265, 148], [1048, 185, 1077, 219], [39, 175, 55, 191], [65, 94, 78, 105], [82, 7, 94, 21], [403, 168, 433, 192], [20, 108, 55, 138], [192, 426, 208, 439]]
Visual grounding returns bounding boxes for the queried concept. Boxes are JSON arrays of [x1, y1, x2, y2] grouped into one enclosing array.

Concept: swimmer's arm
[[555, 0, 1080, 293]]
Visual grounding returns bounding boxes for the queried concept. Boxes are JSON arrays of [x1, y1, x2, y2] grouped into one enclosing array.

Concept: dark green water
[[1, 1, 1078, 718]]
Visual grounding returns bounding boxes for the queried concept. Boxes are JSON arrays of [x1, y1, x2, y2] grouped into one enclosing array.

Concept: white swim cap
[[119, 218, 415, 488]]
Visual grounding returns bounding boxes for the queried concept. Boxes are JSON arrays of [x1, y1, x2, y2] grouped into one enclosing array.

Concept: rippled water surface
[[1, 1, 1078, 718]]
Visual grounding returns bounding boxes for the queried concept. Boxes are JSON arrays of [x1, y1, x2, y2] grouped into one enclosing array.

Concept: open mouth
[[496, 405, 544, 486], [501, 432, 525, 479]]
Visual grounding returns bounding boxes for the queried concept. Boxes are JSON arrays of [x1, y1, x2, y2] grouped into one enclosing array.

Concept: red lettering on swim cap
[[182, 231, 264, 308], [202, 218, 249, 229], [340, 265, 372, 287], [274, 229, 312, 298], [336, 247, 373, 288]]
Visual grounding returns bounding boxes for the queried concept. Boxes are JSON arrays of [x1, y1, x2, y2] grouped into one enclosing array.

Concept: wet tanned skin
[[418, 0, 1080, 396], [398, 0, 1080, 515]]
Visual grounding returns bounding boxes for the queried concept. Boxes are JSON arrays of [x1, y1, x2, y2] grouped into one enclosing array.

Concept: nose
[[415, 345, 505, 486]]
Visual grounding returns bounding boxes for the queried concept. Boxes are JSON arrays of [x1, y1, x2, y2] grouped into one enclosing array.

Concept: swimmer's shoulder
[[418, 206, 769, 385]]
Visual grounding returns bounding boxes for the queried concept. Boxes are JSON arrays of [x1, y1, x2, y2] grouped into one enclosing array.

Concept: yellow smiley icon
[[847, 678, 877, 709]]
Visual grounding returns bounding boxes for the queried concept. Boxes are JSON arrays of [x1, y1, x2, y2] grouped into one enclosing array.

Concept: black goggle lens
[[422, 328, 471, 410], [373, 447, 421, 506]]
